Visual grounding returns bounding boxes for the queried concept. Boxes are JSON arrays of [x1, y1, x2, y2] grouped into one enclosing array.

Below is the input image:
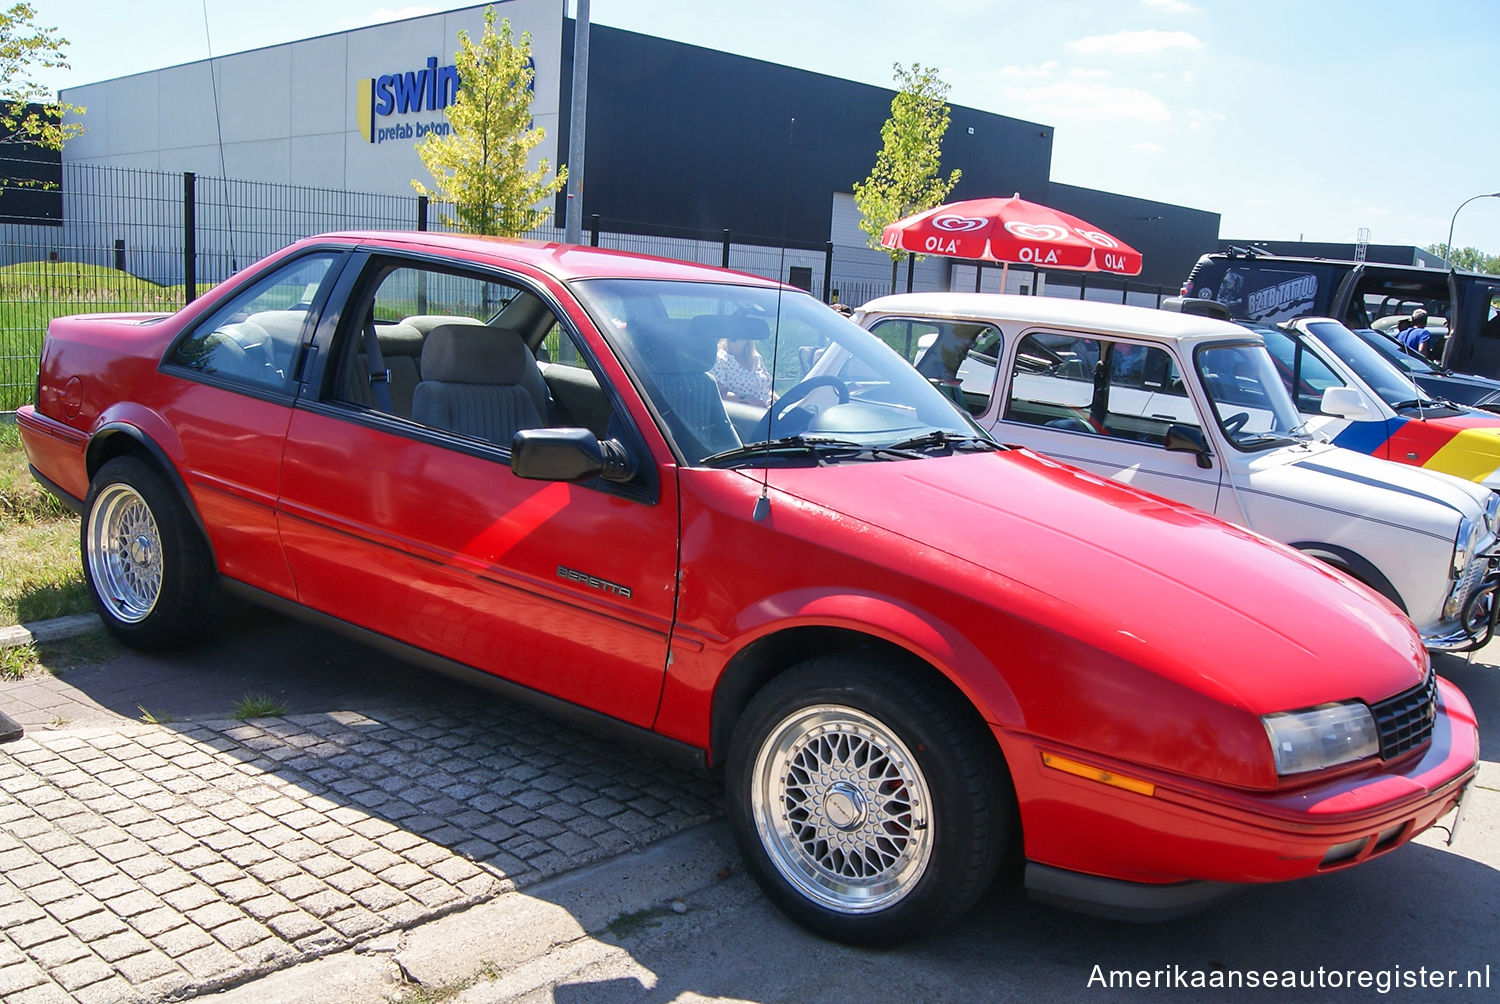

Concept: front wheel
[[83, 455, 219, 649], [726, 653, 1013, 946]]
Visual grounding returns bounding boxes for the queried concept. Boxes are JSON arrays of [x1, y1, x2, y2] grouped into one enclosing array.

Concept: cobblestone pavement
[[0, 628, 723, 1003]]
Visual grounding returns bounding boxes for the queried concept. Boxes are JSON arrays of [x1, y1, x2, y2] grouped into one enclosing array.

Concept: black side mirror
[[511, 428, 635, 483], [1164, 423, 1214, 469]]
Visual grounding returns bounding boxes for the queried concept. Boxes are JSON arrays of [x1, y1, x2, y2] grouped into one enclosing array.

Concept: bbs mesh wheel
[[726, 652, 1013, 946]]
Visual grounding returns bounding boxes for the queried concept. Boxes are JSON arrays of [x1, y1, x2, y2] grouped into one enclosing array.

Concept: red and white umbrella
[[880, 194, 1143, 278]]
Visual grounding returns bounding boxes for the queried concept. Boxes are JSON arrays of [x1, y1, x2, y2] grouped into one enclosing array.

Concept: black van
[[1180, 249, 1500, 377]]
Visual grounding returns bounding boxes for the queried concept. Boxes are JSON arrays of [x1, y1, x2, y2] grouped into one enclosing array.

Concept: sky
[[25, 0, 1500, 252]]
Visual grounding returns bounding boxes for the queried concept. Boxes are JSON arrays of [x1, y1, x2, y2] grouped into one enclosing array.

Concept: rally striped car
[[1260, 317, 1500, 489]]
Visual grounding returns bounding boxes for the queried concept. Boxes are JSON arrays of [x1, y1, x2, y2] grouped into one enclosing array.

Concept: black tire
[[81, 455, 219, 649], [726, 652, 1014, 946]]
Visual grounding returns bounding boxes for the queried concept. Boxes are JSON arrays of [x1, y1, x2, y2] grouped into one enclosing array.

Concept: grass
[[0, 416, 90, 627], [0, 260, 185, 411], [231, 693, 287, 720], [0, 643, 37, 680], [0, 633, 119, 682], [137, 705, 179, 725]]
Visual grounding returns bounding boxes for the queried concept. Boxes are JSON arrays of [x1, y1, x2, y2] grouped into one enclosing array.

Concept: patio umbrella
[[880, 194, 1143, 287]]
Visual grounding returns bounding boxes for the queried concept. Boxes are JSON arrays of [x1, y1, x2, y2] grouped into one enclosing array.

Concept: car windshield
[[1193, 340, 1307, 451], [1302, 319, 1435, 408], [570, 278, 991, 466], [1354, 327, 1439, 375]]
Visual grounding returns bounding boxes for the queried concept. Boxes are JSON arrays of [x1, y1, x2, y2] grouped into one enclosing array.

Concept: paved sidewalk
[[0, 617, 721, 1003]]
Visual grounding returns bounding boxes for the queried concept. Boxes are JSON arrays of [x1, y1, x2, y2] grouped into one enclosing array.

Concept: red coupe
[[18, 233, 1478, 945]]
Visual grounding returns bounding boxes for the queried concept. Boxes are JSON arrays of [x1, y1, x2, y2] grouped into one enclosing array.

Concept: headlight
[[1262, 702, 1379, 775], [1452, 517, 1479, 579], [1486, 492, 1499, 534]]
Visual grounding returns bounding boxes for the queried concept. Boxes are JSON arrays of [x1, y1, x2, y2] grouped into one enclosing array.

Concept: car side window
[[166, 253, 336, 392], [1005, 332, 1192, 445], [330, 262, 610, 446], [1258, 327, 1344, 413], [869, 317, 1003, 414]]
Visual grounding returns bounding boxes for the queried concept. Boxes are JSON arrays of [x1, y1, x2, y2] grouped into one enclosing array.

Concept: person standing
[[1399, 309, 1434, 359]]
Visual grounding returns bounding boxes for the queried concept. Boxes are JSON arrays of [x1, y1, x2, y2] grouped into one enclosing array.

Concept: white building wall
[[61, 0, 564, 196]]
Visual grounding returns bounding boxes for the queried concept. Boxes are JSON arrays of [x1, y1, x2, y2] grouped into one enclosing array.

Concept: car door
[[276, 250, 678, 728], [157, 248, 348, 600], [992, 329, 1225, 514]]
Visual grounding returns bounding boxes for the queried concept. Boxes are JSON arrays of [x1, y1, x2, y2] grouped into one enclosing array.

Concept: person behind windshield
[[712, 334, 774, 408]]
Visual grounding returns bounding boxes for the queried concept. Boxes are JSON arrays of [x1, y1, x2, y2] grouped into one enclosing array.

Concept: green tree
[[412, 5, 566, 237], [853, 63, 961, 293], [1, 3, 85, 158], [1426, 243, 1500, 276]]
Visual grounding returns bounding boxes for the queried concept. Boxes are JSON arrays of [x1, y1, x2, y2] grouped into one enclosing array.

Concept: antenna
[[753, 115, 796, 523], [200, 0, 238, 273]]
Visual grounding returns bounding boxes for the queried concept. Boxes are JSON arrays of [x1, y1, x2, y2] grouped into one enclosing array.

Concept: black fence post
[[721, 229, 731, 269], [183, 172, 196, 305], [823, 241, 833, 303], [974, 263, 983, 293], [416, 195, 428, 231], [112, 239, 125, 272], [1078, 274, 1087, 300], [589, 214, 600, 247], [905, 253, 915, 293]]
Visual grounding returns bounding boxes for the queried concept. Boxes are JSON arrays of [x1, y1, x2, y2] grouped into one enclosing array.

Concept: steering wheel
[[772, 375, 850, 422], [1221, 411, 1251, 435]]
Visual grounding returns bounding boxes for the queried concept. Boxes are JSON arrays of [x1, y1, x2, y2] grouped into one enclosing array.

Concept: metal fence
[[0, 158, 1175, 410]]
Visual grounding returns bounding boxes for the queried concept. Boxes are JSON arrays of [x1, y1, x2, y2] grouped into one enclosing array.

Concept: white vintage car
[[849, 293, 1500, 652]]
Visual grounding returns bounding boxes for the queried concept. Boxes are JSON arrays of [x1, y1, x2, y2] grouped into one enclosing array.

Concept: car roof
[[857, 292, 1256, 346], [306, 230, 791, 288], [1199, 251, 1493, 281]]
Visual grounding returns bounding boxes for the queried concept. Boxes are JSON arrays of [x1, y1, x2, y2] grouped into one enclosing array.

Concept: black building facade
[[561, 23, 1218, 289]]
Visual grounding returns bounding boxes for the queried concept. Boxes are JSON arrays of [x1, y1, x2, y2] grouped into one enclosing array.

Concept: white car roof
[[857, 292, 1257, 347]]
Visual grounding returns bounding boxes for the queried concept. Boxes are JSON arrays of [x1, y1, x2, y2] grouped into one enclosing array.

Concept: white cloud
[[1182, 70, 1194, 83], [1070, 68, 1111, 79], [1068, 30, 1205, 55], [1004, 81, 1172, 122], [1133, 142, 1164, 153], [997, 61, 1060, 79], [1141, 0, 1201, 13]]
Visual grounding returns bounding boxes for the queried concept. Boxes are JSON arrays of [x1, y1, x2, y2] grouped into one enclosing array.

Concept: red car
[[18, 233, 1478, 945]]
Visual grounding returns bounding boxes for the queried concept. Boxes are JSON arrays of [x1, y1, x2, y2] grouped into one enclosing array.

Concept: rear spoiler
[[1159, 296, 1231, 321]]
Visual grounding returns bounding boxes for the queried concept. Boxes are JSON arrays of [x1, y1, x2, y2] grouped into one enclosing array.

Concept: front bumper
[[1000, 676, 1478, 917], [1423, 563, 1500, 653]]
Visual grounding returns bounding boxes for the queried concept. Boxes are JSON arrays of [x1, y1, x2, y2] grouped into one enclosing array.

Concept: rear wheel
[[726, 653, 1013, 946], [83, 456, 219, 648]]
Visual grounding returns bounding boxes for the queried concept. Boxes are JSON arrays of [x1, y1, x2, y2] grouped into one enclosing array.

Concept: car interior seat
[[411, 324, 546, 444]]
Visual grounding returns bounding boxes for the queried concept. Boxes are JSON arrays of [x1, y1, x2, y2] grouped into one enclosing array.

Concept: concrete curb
[[0, 612, 102, 650]]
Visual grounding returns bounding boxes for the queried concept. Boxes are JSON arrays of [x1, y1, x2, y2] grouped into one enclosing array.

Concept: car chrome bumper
[[1423, 568, 1500, 652]]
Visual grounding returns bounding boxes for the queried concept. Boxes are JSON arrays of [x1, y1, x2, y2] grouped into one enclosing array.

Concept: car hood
[[767, 449, 1428, 714], [1257, 441, 1489, 533], [1416, 371, 1500, 408]]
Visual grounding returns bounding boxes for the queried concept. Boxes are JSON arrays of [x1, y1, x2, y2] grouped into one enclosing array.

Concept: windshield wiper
[[700, 436, 871, 468], [1390, 399, 1432, 411], [885, 430, 1002, 453]]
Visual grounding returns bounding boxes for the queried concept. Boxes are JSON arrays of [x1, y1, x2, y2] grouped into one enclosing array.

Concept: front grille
[[1451, 553, 1489, 613], [1371, 669, 1437, 759]]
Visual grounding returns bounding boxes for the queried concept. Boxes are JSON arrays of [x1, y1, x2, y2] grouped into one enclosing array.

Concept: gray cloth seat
[[639, 315, 743, 460], [411, 324, 545, 444], [349, 321, 425, 416]]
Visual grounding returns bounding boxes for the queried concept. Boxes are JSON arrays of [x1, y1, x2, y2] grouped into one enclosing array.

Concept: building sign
[[357, 57, 462, 144]]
